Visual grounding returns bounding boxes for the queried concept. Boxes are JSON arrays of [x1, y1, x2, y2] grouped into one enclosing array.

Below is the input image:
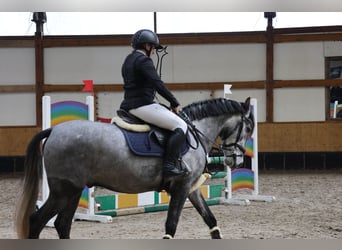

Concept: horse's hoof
[[210, 226, 223, 239], [162, 234, 173, 239]]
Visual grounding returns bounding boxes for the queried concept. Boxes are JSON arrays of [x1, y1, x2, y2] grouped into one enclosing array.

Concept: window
[[326, 57, 342, 119]]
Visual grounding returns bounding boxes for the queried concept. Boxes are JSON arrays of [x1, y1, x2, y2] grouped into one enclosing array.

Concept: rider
[[120, 29, 188, 180]]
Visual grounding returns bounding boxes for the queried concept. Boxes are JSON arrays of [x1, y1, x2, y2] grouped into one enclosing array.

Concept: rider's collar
[[136, 49, 147, 56]]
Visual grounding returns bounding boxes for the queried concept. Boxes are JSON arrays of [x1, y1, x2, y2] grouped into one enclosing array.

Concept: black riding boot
[[163, 128, 187, 179]]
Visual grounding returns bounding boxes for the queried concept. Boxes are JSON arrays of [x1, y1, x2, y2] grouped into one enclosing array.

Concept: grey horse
[[16, 97, 254, 239]]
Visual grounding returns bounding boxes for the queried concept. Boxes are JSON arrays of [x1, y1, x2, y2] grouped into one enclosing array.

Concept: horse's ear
[[244, 97, 251, 111]]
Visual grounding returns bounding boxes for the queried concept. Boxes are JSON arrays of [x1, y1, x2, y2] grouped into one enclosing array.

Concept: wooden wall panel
[[259, 122, 342, 152], [0, 127, 40, 156], [1, 122, 342, 156]]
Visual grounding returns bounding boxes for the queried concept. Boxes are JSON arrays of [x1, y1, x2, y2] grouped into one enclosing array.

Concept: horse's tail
[[15, 128, 52, 239]]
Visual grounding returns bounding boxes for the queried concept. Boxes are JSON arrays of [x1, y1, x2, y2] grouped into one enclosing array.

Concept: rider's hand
[[172, 105, 181, 113]]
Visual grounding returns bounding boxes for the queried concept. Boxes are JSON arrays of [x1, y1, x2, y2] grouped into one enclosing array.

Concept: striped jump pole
[[94, 181, 225, 217]]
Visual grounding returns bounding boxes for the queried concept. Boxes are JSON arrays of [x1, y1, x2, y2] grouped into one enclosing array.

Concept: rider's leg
[[129, 103, 187, 132], [163, 127, 187, 178], [129, 103, 188, 178]]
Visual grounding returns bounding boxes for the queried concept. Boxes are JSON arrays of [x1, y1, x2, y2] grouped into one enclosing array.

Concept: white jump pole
[[333, 100, 338, 118], [86, 96, 95, 216], [41, 96, 51, 203], [251, 98, 259, 196]]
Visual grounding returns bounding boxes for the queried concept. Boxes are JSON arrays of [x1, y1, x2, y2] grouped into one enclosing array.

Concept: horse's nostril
[[224, 158, 234, 168]]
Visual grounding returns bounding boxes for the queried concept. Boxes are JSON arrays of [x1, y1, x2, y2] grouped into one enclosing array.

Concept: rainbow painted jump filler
[[16, 97, 254, 239]]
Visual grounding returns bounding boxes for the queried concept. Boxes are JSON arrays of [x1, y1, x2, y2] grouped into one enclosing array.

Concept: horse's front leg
[[163, 183, 190, 239], [188, 189, 223, 239]]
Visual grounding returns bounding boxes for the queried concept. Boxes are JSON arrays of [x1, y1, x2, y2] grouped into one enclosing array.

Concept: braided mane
[[181, 98, 246, 121]]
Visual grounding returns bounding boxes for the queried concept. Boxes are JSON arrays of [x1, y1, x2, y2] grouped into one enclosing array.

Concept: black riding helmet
[[131, 29, 163, 50]]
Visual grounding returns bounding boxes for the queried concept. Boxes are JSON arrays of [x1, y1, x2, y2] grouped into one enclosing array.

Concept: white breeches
[[129, 103, 187, 133]]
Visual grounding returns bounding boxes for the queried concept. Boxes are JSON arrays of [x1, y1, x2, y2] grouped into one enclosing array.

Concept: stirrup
[[163, 167, 187, 178], [163, 160, 188, 179]]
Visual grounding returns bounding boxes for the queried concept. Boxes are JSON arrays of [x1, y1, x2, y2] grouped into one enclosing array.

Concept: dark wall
[[0, 156, 24, 174]]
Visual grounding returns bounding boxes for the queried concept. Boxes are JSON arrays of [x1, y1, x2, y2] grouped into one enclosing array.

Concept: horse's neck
[[193, 116, 226, 152]]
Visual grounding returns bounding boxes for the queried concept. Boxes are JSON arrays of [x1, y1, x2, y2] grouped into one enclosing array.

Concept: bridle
[[220, 114, 246, 159]]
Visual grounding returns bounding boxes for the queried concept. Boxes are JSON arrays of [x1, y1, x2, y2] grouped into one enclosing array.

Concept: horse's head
[[181, 97, 255, 168], [219, 97, 255, 168]]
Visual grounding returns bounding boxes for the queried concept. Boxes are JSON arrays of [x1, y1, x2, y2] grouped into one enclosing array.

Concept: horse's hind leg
[[188, 189, 222, 239], [54, 188, 83, 238], [47, 178, 83, 239], [54, 197, 81, 238], [29, 178, 82, 239], [29, 198, 60, 238]]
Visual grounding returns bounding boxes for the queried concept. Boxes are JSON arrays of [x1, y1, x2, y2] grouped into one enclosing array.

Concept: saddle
[[113, 110, 151, 133], [113, 109, 189, 157]]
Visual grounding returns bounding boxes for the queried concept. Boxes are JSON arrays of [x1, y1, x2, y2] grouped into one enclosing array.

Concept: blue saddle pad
[[119, 128, 189, 157]]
